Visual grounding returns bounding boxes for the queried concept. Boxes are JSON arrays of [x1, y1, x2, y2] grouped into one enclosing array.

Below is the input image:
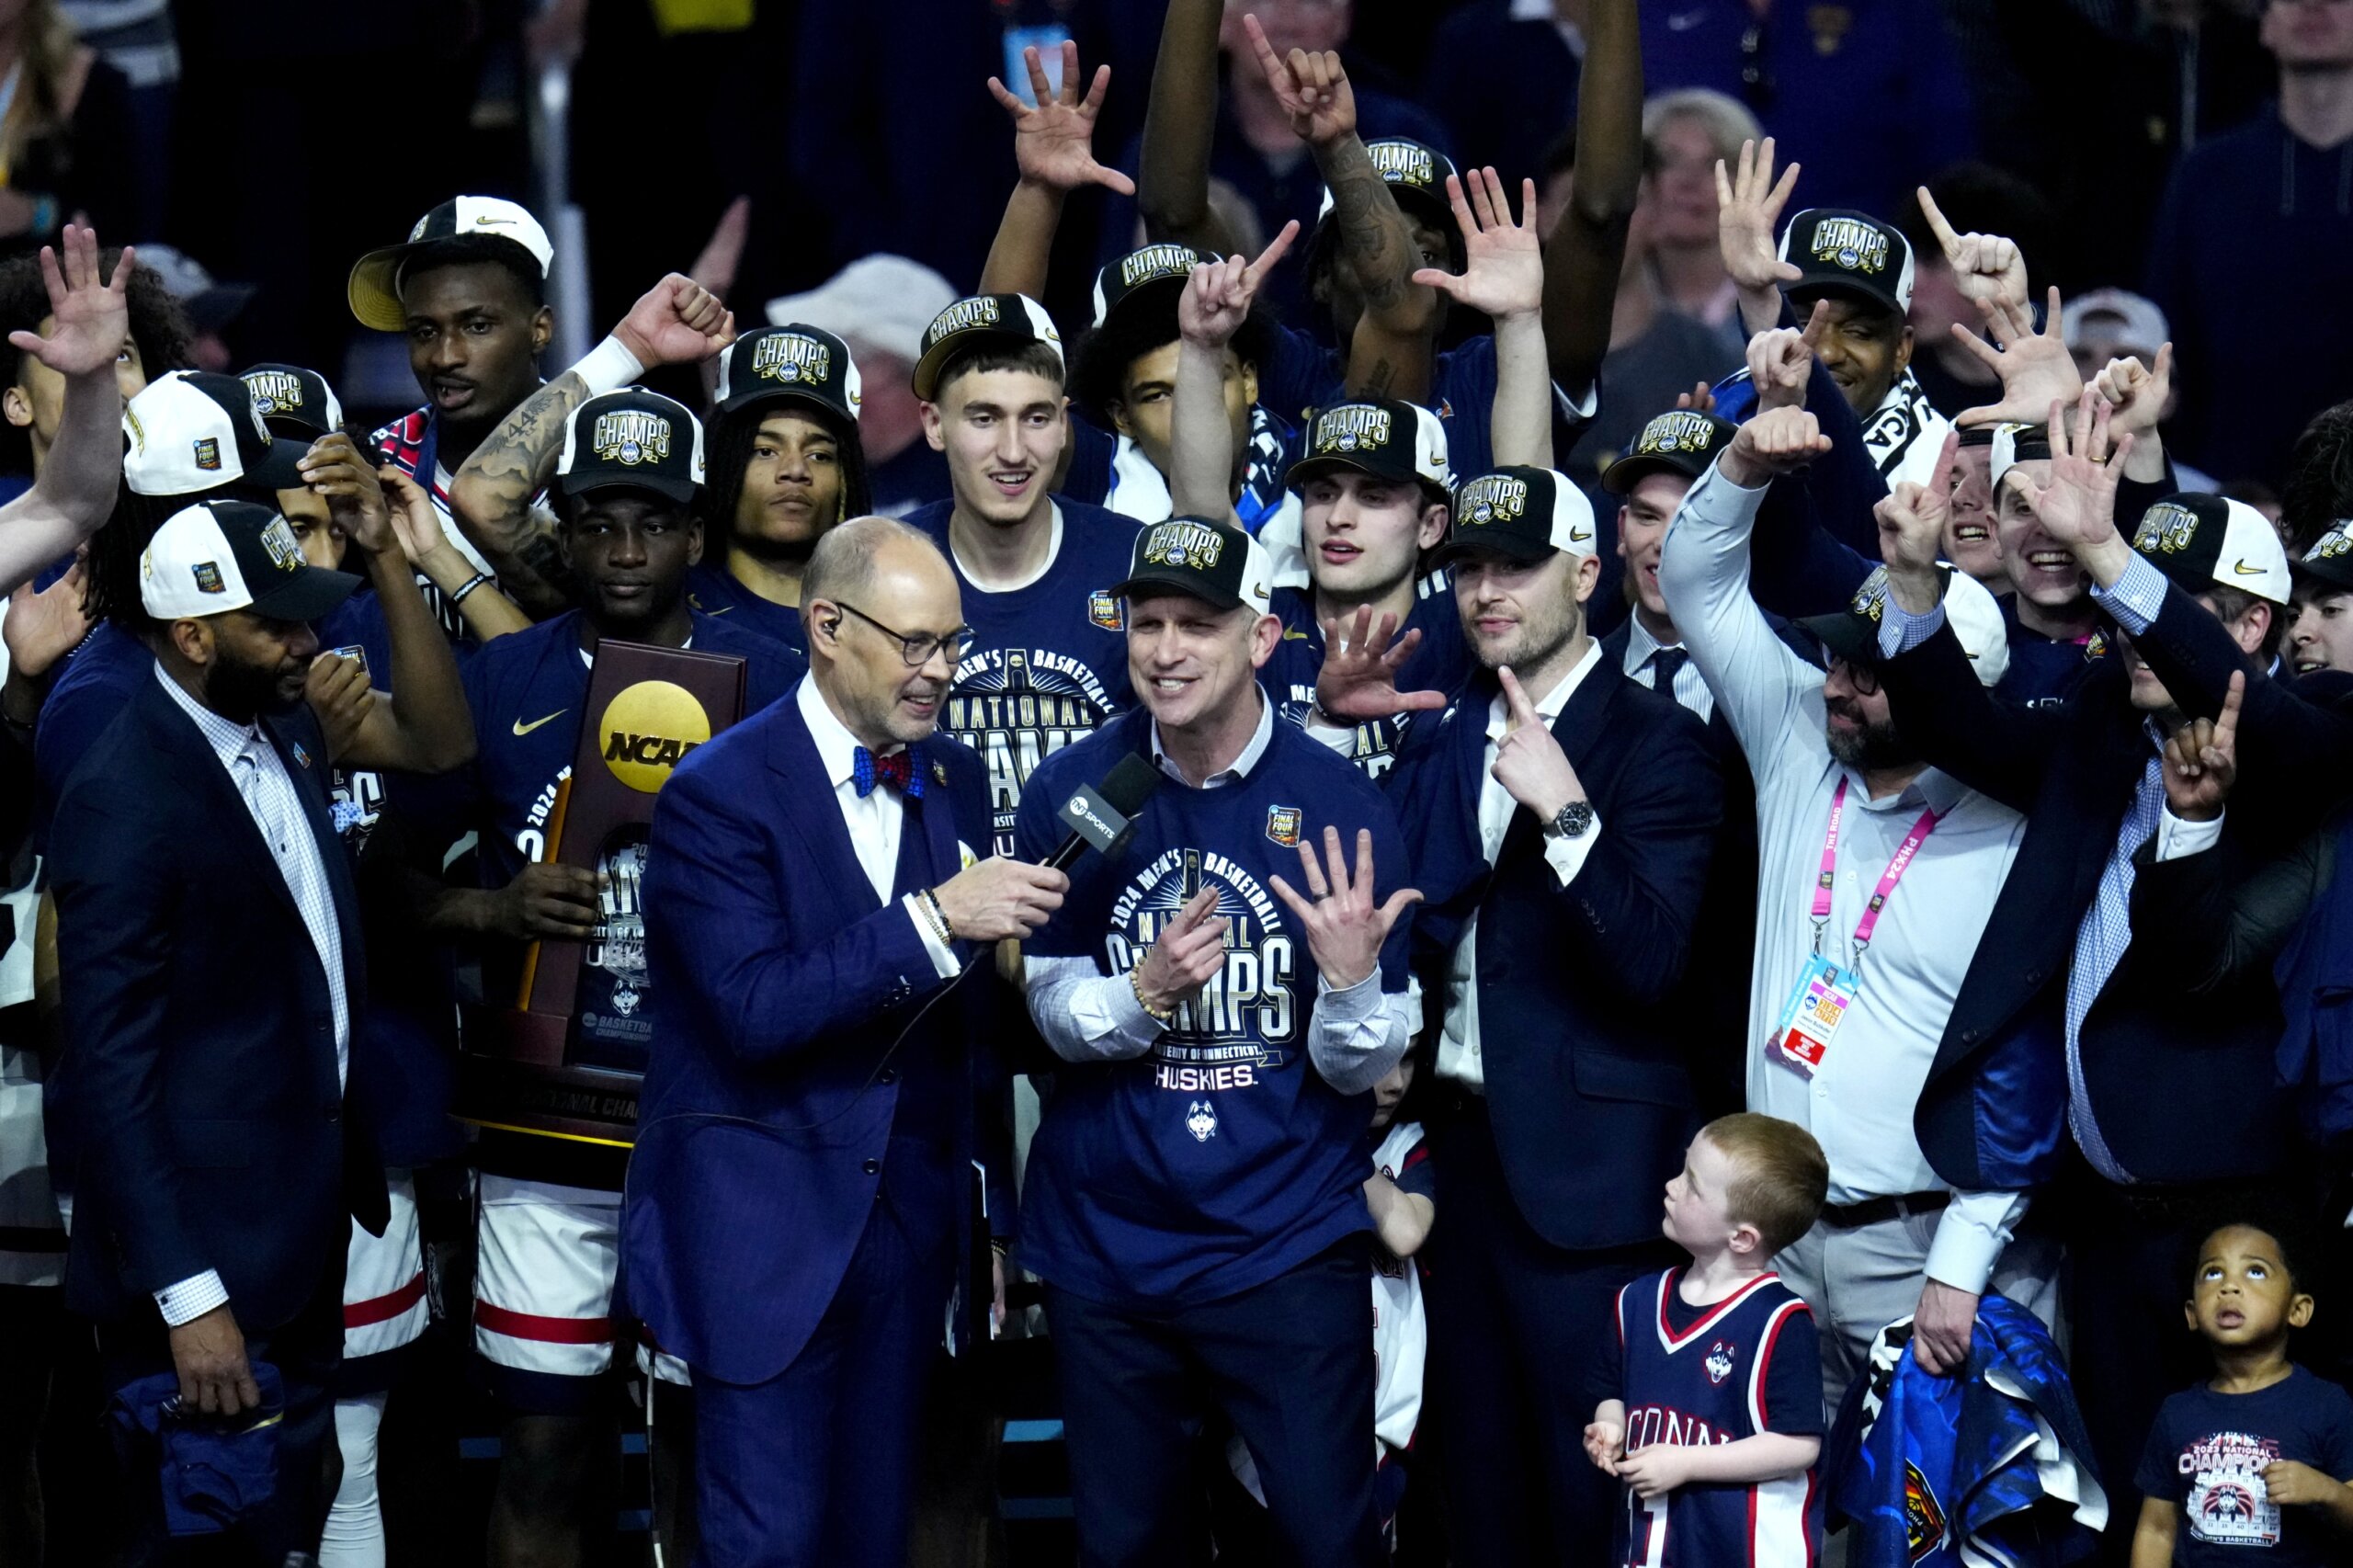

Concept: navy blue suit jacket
[[48, 675, 382, 1331], [623, 678, 998, 1385], [1387, 654, 1722, 1251]]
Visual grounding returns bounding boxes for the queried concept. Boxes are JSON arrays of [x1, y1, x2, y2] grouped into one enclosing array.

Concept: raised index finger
[[1497, 665, 1537, 727], [2214, 669, 2245, 750], [1242, 13, 1286, 82], [1915, 186, 1962, 257], [1247, 219, 1300, 284]]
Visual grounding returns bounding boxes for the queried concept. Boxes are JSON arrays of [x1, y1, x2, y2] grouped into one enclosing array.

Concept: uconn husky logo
[[1185, 1100, 1219, 1142], [1704, 1340, 1734, 1385]]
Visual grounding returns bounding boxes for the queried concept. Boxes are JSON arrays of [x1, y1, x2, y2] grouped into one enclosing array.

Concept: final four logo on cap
[[714, 324, 864, 424], [121, 370, 309, 498], [140, 499, 362, 623], [911, 292, 1063, 401], [240, 363, 346, 441], [556, 389, 706, 506], [347, 195, 555, 334]]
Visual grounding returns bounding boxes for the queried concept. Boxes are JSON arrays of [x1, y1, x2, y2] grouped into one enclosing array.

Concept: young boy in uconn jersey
[[1587, 1113, 1830, 1567]]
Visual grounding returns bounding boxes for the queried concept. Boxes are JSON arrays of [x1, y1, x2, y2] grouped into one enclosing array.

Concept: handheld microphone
[[1044, 752, 1162, 871]]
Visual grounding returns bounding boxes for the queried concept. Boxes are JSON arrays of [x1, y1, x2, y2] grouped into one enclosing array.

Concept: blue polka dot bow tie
[[853, 744, 926, 799]]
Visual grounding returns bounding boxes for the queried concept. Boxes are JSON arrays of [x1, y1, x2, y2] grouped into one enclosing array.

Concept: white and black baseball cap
[[1288, 399, 1451, 496], [1779, 208, 1915, 316], [2129, 493, 2291, 606], [1802, 565, 2011, 689], [556, 389, 706, 506], [347, 196, 555, 333], [1987, 423, 2053, 494], [240, 363, 345, 443], [714, 324, 862, 426], [911, 293, 1063, 402], [1436, 466, 1597, 566], [123, 370, 308, 497], [1112, 515, 1274, 616], [141, 499, 360, 622]]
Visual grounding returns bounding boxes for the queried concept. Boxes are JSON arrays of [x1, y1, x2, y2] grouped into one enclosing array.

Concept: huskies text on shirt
[[684, 560, 808, 653], [907, 498, 1141, 856], [1610, 1267, 1824, 1568], [1013, 707, 1413, 1308], [1062, 404, 1305, 538], [1261, 577, 1472, 779]]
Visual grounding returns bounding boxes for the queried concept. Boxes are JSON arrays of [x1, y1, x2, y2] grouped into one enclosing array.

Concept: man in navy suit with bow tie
[[623, 515, 1067, 1566]]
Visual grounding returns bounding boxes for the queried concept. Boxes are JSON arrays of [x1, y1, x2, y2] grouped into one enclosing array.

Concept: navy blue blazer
[[48, 674, 382, 1331], [1387, 653, 1722, 1251], [1881, 581, 2353, 1190], [622, 678, 998, 1385]]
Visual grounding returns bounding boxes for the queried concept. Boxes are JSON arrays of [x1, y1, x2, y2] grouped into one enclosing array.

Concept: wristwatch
[[1546, 800, 1596, 840]]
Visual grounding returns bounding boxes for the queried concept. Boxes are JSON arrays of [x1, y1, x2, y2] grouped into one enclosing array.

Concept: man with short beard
[[1658, 406, 2059, 1413], [1374, 459, 1721, 1564]]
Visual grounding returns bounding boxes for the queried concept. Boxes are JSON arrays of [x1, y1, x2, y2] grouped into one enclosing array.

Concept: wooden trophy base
[[454, 1006, 641, 1146]]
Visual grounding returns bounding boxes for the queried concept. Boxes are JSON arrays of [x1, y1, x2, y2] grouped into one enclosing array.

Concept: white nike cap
[[347, 196, 555, 333]]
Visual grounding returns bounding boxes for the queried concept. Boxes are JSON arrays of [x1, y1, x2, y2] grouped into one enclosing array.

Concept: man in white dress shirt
[[1658, 405, 2059, 1406]]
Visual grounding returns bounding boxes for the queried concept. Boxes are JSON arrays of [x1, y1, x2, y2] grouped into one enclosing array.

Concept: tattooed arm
[[1240, 16, 1438, 403], [447, 274, 735, 616], [1540, 0, 1639, 407]]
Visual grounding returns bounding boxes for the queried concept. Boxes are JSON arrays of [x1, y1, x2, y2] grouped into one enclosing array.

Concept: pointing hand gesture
[[2162, 669, 2242, 824], [1747, 301, 1830, 415], [987, 40, 1135, 198], [1876, 427, 1961, 577], [1269, 826, 1422, 992], [1178, 221, 1300, 349], [1244, 13, 1357, 150], [1916, 187, 2029, 312], [1132, 888, 1229, 1019], [1489, 665, 1587, 823]]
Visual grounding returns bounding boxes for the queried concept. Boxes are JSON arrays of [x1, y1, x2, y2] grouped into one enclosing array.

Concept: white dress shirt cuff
[[1876, 595, 1947, 660], [2088, 551, 2167, 636], [2155, 805, 2225, 862], [1542, 816, 1602, 888], [1024, 954, 1165, 1062], [901, 895, 962, 980], [155, 1269, 229, 1327], [1304, 713, 1358, 756], [1923, 1189, 2027, 1296]]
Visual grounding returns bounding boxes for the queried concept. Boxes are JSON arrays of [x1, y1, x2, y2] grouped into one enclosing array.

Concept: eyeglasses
[[832, 600, 977, 668], [1831, 655, 1881, 696]]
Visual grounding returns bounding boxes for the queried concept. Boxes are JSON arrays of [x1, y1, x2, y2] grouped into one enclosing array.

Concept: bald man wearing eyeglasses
[[624, 516, 1065, 1566]]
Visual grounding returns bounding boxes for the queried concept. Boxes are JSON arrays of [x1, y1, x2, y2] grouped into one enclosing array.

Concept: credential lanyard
[[1810, 776, 1939, 968]]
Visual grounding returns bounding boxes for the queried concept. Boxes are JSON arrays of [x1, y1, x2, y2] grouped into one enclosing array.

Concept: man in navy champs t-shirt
[[1015, 514, 1420, 1562]]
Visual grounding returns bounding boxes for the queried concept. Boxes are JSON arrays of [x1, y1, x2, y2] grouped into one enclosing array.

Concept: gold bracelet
[[1131, 966, 1174, 1023], [915, 888, 953, 946]]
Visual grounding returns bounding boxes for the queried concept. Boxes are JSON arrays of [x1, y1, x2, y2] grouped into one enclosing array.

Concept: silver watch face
[[1553, 801, 1595, 838]]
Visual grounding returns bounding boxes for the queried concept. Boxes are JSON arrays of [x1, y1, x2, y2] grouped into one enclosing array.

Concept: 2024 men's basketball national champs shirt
[[1013, 706, 1415, 1309], [908, 498, 1142, 856], [1259, 574, 1472, 780]]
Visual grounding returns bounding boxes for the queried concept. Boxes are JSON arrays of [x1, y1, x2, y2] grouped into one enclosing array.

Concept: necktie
[[853, 744, 925, 799], [1650, 645, 1688, 699]]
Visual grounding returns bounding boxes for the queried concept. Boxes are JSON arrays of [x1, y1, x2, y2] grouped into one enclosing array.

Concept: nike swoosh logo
[[474, 215, 514, 227], [1571, 527, 1594, 542], [512, 710, 567, 737], [2232, 559, 2268, 576], [1282, 629, 1311, 641], [703, 605, 733, 615]]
